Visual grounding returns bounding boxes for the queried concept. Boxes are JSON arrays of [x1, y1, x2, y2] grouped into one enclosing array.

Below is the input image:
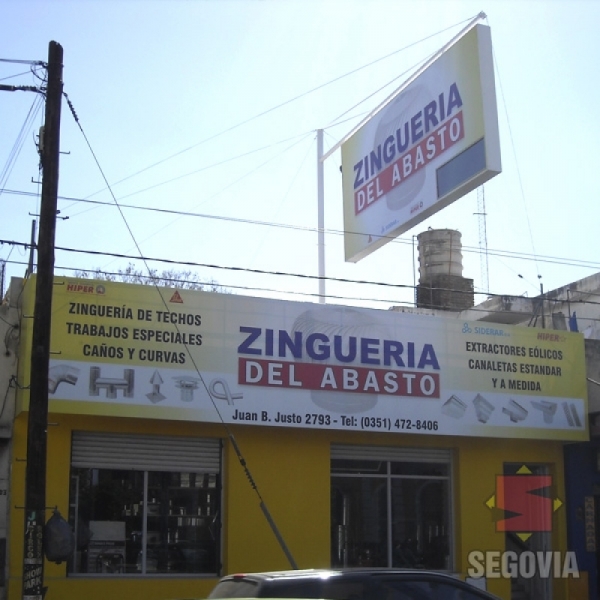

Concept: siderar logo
[[467, 465, 579, 579]]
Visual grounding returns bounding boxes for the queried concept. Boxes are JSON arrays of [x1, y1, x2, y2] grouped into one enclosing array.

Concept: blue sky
[[2, 0, 599, 309]]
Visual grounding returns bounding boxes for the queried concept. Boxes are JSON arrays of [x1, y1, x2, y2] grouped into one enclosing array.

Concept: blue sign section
[[437, 137, 486, 199]]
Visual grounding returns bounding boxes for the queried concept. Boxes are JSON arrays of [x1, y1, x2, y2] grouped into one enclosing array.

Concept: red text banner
[[238, 358, 440, 398]]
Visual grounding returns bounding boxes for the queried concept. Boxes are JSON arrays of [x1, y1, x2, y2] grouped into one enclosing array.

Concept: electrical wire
[[2, 187, 599, 274], [63, 93, 300, 567], [70, 129, 315, 213], [0, 70, 34, 82], [4, 236, 600, 308], [490, 19, 540, 280], [0, 57, 45, 65], [2, 13, 580, 287], [78, 17, 473, 202], [326, 52, 435, 130], [6, 250, 600, 328], [15, 256, 600, 330], [246, 132, 316, 268], [3, 197, 600, 275], [104, 132, 316, 269], [0, 94, 44, 194]]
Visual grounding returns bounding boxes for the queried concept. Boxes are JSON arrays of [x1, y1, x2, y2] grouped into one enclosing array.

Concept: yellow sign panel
[[18, 276, 588, 440]]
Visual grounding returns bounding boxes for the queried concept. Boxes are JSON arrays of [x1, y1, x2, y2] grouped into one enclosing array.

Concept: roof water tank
[[417, 229, 463, 280]]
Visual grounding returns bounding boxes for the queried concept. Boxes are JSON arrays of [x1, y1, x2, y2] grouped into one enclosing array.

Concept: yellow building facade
[[6, 277, 587, 600]]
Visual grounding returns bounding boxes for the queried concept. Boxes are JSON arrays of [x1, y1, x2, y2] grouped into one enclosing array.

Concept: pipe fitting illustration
[[173, 377, 200, 402], [89, 367, 135, 399], [209, 378, 243, 405], [531, 400, 558, 424], [562, 402, 582, 427], [473, 394, 494, 423], [48, 365, 80, 394], [146, 370, 166, 403], [502, 399, 528, 423], [441, 395, 467, 419]]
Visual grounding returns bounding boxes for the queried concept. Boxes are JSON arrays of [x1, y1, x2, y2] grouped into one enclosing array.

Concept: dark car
[[206, 568, 501, 599]]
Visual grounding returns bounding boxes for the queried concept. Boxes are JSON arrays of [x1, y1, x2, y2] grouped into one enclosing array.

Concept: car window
[[377, 579, 494, 600], [321, 578, 371, 600], [208, 579, 260, 598], [265, 579, 322, 598], [428, 582, 494, 600], [377, 581, 432, 600]]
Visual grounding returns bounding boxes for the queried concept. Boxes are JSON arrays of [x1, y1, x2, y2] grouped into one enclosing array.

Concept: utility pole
[[22, 40, 63, 600]]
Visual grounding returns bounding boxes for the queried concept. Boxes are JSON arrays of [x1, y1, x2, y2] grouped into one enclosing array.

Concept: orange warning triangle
[[170, 291, 184, 303]]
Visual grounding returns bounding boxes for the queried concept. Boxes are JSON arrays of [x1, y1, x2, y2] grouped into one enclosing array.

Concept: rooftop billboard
[[18, 277, 587, 441], [341, 23, 501, 262]]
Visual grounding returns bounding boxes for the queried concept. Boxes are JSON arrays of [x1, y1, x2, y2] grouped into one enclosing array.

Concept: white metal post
[[317, 128, 325, 303]]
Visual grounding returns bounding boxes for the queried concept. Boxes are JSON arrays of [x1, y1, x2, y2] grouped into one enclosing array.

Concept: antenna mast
[[476, 185, 490, 295]]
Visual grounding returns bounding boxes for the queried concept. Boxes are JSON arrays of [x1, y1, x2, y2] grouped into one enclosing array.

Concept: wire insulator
[[63, 93, 79, 123]]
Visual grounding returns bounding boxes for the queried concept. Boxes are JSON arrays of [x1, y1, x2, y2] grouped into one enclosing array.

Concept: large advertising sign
[[341, 23, 501, 262], [19, 277, 587, 441]]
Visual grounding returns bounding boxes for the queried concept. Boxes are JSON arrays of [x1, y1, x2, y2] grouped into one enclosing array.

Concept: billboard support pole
[[317, 128, 325, 303]]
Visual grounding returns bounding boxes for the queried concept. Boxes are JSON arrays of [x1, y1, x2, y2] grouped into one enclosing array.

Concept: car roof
[[212, 569, 500, 600], [221, 568, 472, 582]]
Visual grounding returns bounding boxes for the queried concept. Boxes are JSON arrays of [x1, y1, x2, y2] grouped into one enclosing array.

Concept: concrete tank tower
[[416, 229, 474, 310]]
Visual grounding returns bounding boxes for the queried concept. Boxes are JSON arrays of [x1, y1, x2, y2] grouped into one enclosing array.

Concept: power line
[[0, 58, 46, 67], [9, 255, 600, 327], [76, 130, 315, 206], [5, 17, 585, 288], [2, 187, 600, 274], [490, 21, 541, 279], [2, 238, 417, 291], [4, 237, 600, 304], [77, 16, 473, 202], [0, 95, 44, 194]]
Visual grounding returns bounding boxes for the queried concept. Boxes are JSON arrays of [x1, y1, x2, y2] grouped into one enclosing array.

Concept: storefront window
[[331, 456, 451, 570], [68, 468, 220, 576]]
